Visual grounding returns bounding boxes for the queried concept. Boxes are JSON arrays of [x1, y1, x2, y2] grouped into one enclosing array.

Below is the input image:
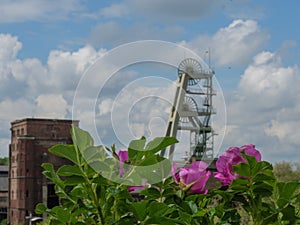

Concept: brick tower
[[8, 118, 79, 225]]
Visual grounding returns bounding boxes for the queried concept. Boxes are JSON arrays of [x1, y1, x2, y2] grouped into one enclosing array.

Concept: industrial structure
[[8, 118, 78, 225], [162, 58, 216, 161], [0, 165, 8, 222]]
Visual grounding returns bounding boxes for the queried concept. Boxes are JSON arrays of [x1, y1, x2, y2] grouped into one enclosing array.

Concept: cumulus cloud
[[0, 33, 107, 98], [238, 51, 297, 108], [0, 98, 33, 120], [98, 98, 114, 116], [222, 50, 300, 162], [0, 34, 22, 79], [0, 34, 109, 157], [182, 20, 269, 66], [35, 94, 68, 118], [0, 98, 34, 156]]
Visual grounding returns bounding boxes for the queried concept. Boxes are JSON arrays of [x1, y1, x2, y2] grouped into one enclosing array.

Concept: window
[[0, 197, 8, 202], [26, 190, 29, 198]]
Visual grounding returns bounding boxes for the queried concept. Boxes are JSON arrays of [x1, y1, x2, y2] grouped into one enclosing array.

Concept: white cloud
[[0, 98, 33, 120], [238, 51, 298, 108], [0, 34, 22, 61], [221, 50, 300, 162], [183, 20, 269, 66], [46, 45, 106, 91], [98, 98, 114, 116], [0, 34, 22, 80], [35, 94, 68, 118], [0, 0, 81, 23]]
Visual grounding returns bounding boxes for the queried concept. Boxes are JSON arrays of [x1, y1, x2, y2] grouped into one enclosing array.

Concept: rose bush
[[214, 144, 261, 186], [117, 150, 144, 192], [35, 126, 300, 225], [172, 161, 210, 194]]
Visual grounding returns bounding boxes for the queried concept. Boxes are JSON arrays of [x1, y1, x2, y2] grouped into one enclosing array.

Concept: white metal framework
[[161, 58, 215, 161]]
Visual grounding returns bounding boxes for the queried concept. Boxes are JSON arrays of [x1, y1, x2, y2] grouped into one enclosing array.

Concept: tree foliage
[[0, 156, 8, 165], [273, 161, 300, 182]]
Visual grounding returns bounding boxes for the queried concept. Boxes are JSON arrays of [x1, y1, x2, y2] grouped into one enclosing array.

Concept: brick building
[[8, 118, 78, 225], [0, 165, 8, 222]]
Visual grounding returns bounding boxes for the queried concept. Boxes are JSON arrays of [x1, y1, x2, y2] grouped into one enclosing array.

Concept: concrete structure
[[8, 118, 78, 225], [0, 165, 8, 222]]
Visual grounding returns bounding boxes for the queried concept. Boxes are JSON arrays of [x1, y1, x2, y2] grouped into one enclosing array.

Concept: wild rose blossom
[[172, 161, 211, 194], [214, 144, 261, 186], [117, 150, 144, 192]]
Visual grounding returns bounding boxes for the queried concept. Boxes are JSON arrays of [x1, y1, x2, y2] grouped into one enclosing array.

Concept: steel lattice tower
[[161, 58, 216, 161]]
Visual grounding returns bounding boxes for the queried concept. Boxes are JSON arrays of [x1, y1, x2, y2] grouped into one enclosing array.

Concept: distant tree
[[0, 157, 8, 165], [273, 161, 300, 182]]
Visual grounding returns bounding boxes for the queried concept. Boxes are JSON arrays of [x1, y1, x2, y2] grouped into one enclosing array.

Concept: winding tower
[[162, 58, 216, 161]]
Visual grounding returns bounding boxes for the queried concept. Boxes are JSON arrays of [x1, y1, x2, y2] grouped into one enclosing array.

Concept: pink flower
[[118, 150, 128, 163], [117, 150, 144, 192], [214, 144, 261, 186], [117, 150, 128, 176], [172, 161, 211, 194]]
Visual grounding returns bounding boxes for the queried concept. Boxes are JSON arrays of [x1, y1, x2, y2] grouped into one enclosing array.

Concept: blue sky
[[0, 0, 300, 163]]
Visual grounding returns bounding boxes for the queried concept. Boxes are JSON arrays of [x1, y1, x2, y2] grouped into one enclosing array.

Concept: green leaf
[[35, 203, 47, 214], [252, 161, 273, 176], [140, 187, 161, 199], [135, 159, 172, 184], [178, 211, 192, 223], [64, 176, 86, 186], [82, 145, 107, 163], [49, 144, 78, 165], [144, 137, 178, 155], [278, 181, 300, 200], [242, 152, 257, 170], [276, 181, 300, 208], [41, 163, 65, 188], [57, 165, 84, 177], [148, 202, 169, 217], [128, 136, 146, 160], [71, 125, 94, 152], [253, 173, 275, 183], [145, 216, 178, 225], [252, 182, 273, 197], [188, 201, 198, 214], [233, 163, 251, 177], [131, 201, 147, 221], [281, 204, 297, 223], [52, 206, 70, 223]]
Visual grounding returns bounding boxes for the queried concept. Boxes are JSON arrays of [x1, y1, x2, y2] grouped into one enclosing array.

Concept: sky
[[0, 0, 300, 164]]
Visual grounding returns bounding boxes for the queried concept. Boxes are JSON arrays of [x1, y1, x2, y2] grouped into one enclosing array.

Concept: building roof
[[11, 118, 79, 125]]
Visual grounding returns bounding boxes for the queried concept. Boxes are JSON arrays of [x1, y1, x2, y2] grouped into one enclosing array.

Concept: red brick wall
[[8, 119, 78, 225]]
